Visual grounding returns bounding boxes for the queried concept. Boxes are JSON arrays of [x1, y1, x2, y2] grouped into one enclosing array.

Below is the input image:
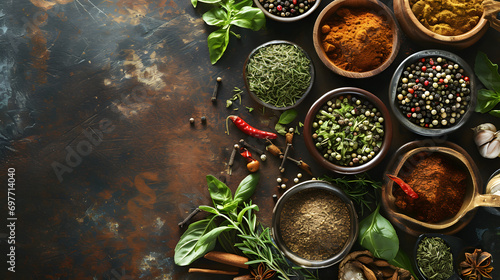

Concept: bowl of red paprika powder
[[312, 0, 401, 78], [381, 140, 500, 236]]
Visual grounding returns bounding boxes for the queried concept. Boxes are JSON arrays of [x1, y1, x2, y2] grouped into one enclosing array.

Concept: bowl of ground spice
[[389, 50, 476, 136], [244, 40, 314, 110], [381, 140, 500, 236], [393, 0, 500, 49], [272, 180, 358, 268], [313, 0, 401, 78]]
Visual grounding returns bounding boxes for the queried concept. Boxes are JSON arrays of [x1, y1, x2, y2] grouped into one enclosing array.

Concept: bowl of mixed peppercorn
[[253, 0, 321, 22], [304, 87, 393, 174], [389, 50, 476, 136]]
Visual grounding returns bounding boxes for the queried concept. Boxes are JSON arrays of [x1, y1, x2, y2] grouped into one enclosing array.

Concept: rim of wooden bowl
[[312, 0, 401, 78], [400, 0, 489, 42]]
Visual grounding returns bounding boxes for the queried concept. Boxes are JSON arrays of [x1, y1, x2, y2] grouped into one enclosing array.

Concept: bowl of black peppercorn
[[389, 49, 476, 136], [253, 0, 321, 22]]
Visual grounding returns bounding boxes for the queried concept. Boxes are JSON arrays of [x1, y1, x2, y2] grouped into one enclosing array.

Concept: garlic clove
[[473, 123, 497, 133], [479, 139, 500, 159], [474, 129, 495, 147]]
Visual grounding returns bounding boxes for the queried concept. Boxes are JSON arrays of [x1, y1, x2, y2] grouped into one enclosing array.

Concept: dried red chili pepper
[[240, 147, 260, 172], [227, 115, 277, 139], [387, 174, 419, 199]]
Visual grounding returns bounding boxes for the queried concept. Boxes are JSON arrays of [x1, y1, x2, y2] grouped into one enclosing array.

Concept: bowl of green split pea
[[243, 40, 315, 111]]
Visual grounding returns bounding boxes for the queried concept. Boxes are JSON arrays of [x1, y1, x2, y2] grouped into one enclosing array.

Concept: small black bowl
[[243, 40, 315, 111], [414, 233, 467, 280], [389, 49, 476, 136]]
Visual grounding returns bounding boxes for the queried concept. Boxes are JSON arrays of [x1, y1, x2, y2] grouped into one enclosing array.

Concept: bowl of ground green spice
[[271, 180, 358, 268], [244, 40, 314, 110]]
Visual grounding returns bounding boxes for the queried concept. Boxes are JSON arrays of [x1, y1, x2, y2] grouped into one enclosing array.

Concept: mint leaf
[[278, 109, 298, 125]]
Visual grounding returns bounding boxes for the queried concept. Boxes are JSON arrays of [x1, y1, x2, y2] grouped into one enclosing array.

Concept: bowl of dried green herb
[[413, 233, 467, 280], [243, 40, 314, 111], [271, 180, 358, 268]]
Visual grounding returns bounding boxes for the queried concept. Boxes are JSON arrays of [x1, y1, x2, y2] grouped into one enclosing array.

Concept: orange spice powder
[[320, 8, 393, 72]]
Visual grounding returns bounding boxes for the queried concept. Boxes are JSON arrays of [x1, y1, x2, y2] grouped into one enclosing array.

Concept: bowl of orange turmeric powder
[[313, 0, 401, 78]]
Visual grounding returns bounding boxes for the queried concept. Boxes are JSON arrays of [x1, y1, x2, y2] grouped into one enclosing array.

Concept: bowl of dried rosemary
[[271, 180, 358, 268], [243, 40, 315, 111]]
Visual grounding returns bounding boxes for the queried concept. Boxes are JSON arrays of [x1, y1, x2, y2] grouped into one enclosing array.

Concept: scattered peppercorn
[[201, 116, 207, 123], [189, 117, 195, 124]]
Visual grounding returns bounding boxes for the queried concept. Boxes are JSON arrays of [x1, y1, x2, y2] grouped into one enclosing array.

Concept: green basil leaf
[[237, 204, 259, 224], [232, 0, 253, 10], [275, 123, 287, 135], [206, 174, 232, 206], [196, 226, 233, 250], [475, 51, 500, 92], [217, 220, 240, 255], [199, 205, 219, 215], [231, 6, 265, 31], [202, 7, 229, 27], [389, 249, 418, 279], [191, 0, 198, 8], [174, 217, 216, 266], [489, 109, 500, 117], [222, 199, 239, 212], [359, 205, 399, 261], [207, 28, 230, 64], [234, 173, 260, 204], [278, 109, 298, 125], [475, 89, 500, 113]]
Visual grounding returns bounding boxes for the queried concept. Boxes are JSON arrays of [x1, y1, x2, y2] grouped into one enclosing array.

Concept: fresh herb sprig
[[474, 51, 500, 117], [320, 173, 381, 215], [275, 109, 298, 135], [416, 237, 454, 280], [191, 0, 265, 64], [174, 174, 318, 280]]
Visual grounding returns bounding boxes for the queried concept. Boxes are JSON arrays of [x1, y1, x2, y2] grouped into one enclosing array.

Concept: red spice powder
[[393, 152, 467, 223]]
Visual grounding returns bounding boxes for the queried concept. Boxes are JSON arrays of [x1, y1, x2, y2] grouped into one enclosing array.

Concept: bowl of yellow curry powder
[[313, 0, 401, 78], [393, 0, 499, 49]]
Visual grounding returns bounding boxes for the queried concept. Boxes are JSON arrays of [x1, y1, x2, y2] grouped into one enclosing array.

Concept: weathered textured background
[[0, 0, 499, 279]]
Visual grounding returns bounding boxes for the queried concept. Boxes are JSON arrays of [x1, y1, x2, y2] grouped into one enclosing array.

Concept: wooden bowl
[[313, 0, 401, 78], [393, 0, 489, 49], [304, 87, 393, 174], [381, 141, 500, 236]]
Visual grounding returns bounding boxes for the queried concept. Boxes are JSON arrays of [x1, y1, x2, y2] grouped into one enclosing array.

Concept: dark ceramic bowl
[[414, 233, 467, 280], [389, 49, 476, 136], [382, 141, 486, 237], [271, 180, 358, 268], [243, 40, 315, 111], [253, 0, 321, 22], [303, 87, 393, 174]]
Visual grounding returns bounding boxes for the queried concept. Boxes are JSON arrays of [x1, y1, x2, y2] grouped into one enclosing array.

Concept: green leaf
[[237, 204, 259, 224], [198, 205, 219, 215], [206, 175, 232, 206], [222, 199, 239, 212], [275, 123, 287, 135], [475, 51, 500, 92], [475, 89, 500, 113], [234, 173, 260, 204], [174, 218, 216, 266], [207, 28, 230, 64], [231, 6, 266, 31], [203, 7, 229, 27], [232, 0, 253, 10], [489, 109, 500, 117], [359, 205, 399, 261], [278, 109, 298, 125], [191, 0, 198, 8], [389, 249, 418, 279], [196, 226, 233, 249]]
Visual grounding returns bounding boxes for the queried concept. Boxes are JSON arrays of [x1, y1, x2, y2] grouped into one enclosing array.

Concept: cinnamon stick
[[188, 268, 239, 275], [233, 275, 253, 280], [204, 251, 249, 269]]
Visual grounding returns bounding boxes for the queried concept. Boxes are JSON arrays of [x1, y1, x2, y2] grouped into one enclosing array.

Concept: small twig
[[286, 157, 313, 176], [228, 144, 239, 175], [279, 143, 292, 173], [178, 208, 201, 227], [239, 139, 266, 161], [211, 77, 222, 102]]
